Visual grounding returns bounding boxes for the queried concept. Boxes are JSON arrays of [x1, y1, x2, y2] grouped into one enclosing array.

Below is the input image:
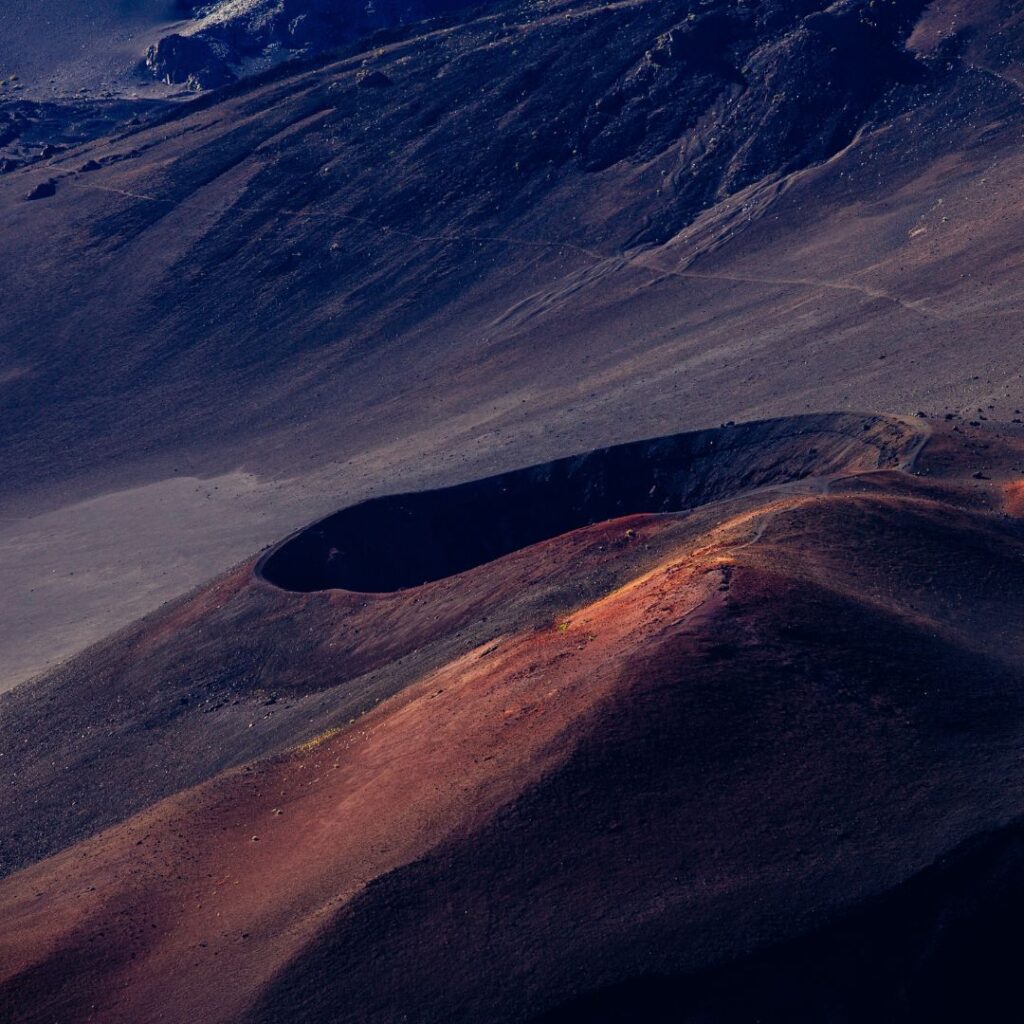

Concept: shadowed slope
[[536, 818, 1024, 1023]]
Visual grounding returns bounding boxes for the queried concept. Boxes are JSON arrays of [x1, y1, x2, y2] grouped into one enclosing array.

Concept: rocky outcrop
[[579, 0, 930, 241], [145, 32, 236, 90], [142, 0, 482, 90]]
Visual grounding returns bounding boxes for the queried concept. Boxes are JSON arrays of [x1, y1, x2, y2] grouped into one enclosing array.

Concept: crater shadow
[[256, 413, 919, 594]]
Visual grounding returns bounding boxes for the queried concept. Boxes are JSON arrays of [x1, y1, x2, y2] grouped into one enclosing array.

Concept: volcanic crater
[[257, 414, 923, 593]]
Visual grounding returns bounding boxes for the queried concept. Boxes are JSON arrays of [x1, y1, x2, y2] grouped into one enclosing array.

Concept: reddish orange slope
[[1, 556, 723, 1023]]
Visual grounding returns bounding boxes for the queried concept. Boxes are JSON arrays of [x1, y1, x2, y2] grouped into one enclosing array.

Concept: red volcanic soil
[[2, 560, 720, 1023], [5, 413, 1024, 1022]]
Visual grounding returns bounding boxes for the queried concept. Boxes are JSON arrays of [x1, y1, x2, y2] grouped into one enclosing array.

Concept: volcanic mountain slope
[[3, 0, 949, 489], [4, 412, 1024, 1022], [6, 0, 1024, 690]]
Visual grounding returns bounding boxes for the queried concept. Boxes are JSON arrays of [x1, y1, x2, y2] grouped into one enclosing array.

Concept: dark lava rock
[[356, 69, 394, 89], [649, 9, 751, 71], [80, 160, 102, 173], [24, 179, 56, 201]]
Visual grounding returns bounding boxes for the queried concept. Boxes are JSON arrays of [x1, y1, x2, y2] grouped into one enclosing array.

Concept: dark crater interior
[[256, 413, 916, 593]]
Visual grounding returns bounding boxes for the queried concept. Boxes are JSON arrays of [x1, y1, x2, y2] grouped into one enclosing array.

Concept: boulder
[[24, 179, 56, 201]]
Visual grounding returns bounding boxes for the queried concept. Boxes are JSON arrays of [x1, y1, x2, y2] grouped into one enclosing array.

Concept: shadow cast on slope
[[535, 820, 1024, 1024]]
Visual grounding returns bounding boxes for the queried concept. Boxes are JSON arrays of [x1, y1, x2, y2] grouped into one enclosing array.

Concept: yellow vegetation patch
[[295, 726, 345, 753]]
